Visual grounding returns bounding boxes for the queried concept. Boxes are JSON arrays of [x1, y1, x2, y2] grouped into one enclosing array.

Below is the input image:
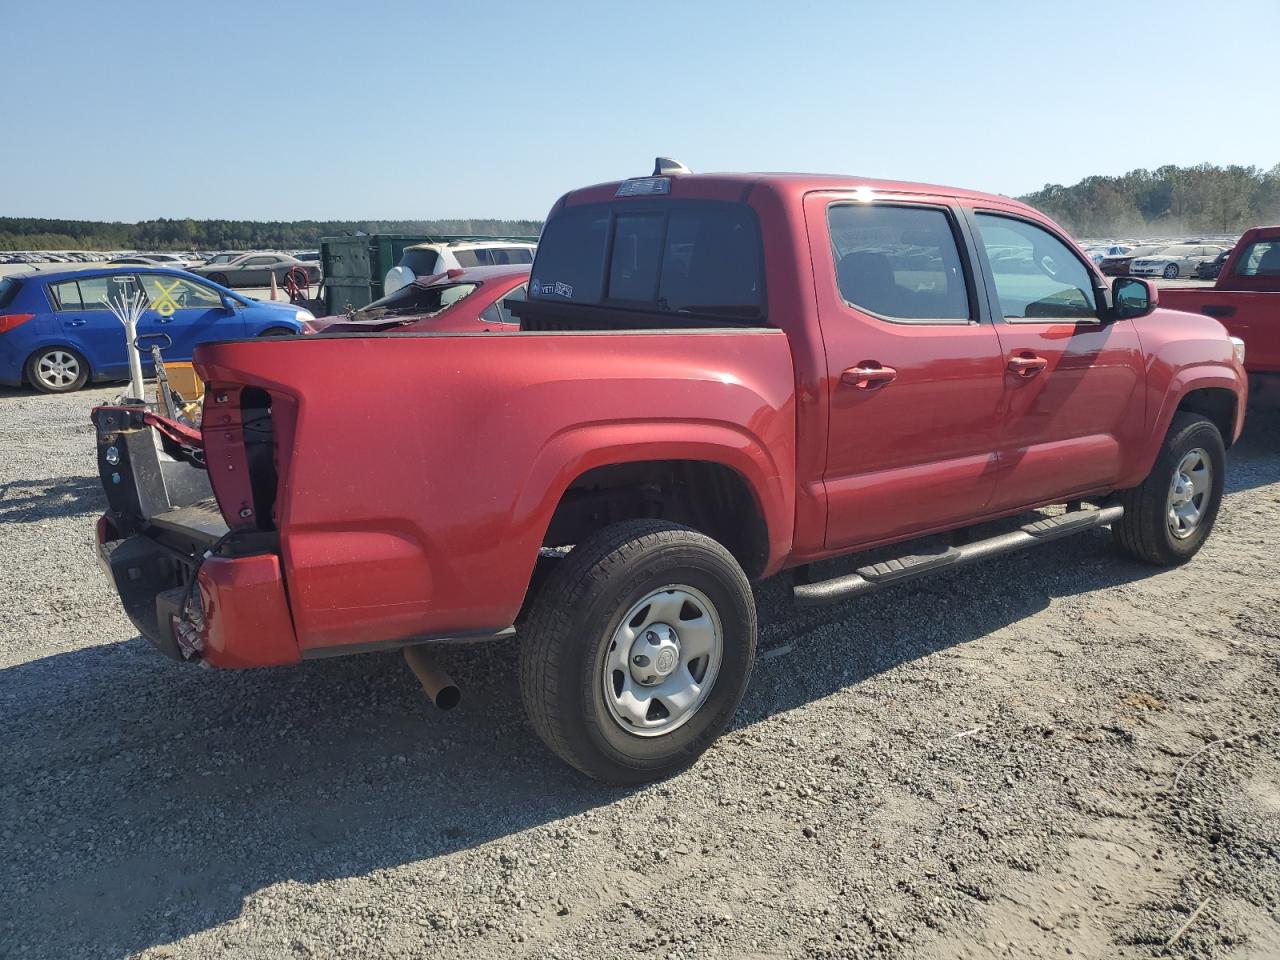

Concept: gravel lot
[[2, 384, 1277, 960]]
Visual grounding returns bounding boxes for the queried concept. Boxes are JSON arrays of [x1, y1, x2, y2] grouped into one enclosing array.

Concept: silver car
[[191, 252, 320, 288], [1130, 244, 1230, 280]]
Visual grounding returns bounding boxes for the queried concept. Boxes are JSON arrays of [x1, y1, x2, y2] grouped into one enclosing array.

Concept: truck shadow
[[0, 475, 105, 523], [1225, 405, 1280, 493], [2, 523, 1165, 959]]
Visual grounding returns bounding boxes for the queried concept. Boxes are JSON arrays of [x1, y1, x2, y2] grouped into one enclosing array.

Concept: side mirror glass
[[1112, 277, 1157, 319]]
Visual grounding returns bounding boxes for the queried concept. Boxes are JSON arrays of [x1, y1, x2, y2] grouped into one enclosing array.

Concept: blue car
[[0, 267, 313, 393]]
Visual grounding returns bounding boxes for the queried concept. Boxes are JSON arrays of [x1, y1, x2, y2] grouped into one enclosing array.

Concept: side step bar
[[794, 505, 1123, 607]]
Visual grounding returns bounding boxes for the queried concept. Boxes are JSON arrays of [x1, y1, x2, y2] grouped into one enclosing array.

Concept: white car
[[384, 239, 536, 296], [1083, 243, 1132, 265], [1130, 244, 1230, 279]]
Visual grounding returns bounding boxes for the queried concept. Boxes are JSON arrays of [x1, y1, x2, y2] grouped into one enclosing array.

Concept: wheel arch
[[518, 423, 796, 583]]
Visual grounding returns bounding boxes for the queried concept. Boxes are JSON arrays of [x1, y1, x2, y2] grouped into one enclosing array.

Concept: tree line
[[3, 163, 1277, 250], [0, 218, 543, 252], [1019, 163, 1280, 238]]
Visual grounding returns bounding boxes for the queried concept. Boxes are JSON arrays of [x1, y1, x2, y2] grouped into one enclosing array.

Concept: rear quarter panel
[[194, 330, 797, 654]]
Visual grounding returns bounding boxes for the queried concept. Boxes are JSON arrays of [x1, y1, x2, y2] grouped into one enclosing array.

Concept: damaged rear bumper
[[96, 511, 301, 668]]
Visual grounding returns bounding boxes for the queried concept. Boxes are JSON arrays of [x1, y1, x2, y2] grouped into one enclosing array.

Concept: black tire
[[208, 272, 230, 287], [519, 520, 756, 784], [257, 327, 293, 337], [1112, 412, 1225, 566], [24, 346, 89, 394], [1163, 263, 1179, 279]]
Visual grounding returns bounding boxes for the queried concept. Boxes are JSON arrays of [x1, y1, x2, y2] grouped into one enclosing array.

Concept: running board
[[793, 505, 1123, 607]]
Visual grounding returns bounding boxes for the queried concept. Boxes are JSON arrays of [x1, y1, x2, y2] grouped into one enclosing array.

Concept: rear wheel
[[1112, 412, 1225, 565], [1163, 262, 1179, 279], [25, 346, 89, 393], [519, 520, 756, 784], [208, 272, 229, 287]]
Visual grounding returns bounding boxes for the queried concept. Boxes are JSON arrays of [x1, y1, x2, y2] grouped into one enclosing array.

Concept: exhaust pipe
[[403, 645, 461, 710]]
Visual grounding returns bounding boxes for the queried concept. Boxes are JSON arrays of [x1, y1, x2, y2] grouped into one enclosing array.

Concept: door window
[[974, 214, 1097, 321], [138, 275, 223, 312], [827, 204, 971, 322]]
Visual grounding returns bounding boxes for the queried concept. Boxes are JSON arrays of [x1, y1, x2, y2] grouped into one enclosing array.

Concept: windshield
[[529, 200, 764, 319], [357, 282, 479, 320]]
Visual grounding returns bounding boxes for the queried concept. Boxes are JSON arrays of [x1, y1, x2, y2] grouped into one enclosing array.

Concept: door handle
[[1007, 354, 1048, 377], [841, 364, 898, 390], [68, 318, 87, 326]]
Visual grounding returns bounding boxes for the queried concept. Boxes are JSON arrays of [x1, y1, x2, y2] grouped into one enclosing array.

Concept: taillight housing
[[0, 313, 34, 335]]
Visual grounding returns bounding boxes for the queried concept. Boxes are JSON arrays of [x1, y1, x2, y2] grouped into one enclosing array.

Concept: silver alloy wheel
[[36, 350, 80, 389], [1167, 447, 1211, 539], [602, 584, 723, 737]]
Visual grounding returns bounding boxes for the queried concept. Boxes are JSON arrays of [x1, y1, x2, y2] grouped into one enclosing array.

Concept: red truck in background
[[93, 162, 1247, 783], [1159, 225, 1280, 406]]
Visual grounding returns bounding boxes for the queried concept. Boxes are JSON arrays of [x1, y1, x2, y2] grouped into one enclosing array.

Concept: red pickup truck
[[93, 163, 1247, 783], [1158, 225, 1280, 405]]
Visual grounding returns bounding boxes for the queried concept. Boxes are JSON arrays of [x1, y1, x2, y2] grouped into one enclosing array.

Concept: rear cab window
[[1233, 239, 1280, 276], [528, 200, 765, 322]]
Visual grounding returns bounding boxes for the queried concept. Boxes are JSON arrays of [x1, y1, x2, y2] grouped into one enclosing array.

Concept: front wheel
[[1112, 412, 1225, 565], [208, 272, 230, 287], [519, 520, 756, 784], [1163, 263, 1179, 279]]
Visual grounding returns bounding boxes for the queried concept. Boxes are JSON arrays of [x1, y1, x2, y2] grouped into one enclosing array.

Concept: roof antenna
[[653, 157, 692, 176]]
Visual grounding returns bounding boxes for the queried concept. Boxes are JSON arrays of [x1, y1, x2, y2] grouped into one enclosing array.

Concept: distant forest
[[3, 162, 1277, 250], [0, 218, 543, 252], [1019, 163, 1280, 238]]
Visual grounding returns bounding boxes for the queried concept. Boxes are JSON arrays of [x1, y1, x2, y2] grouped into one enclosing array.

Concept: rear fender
[[514, 420, 796, 579]]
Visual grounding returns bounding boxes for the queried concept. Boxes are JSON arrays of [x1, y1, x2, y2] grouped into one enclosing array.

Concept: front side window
[[530, 201, 763, 319], [138, 275, 223, 310], [827, 203, 971, 321], [974, 214, 1097, 320], [1233, 240, 1280, 276]]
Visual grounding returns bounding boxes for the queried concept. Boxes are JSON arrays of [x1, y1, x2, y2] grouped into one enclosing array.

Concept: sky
[[2, 0, 1276, 223]]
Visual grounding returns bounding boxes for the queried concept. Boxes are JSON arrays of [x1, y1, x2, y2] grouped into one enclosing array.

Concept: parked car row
[[1094, 239, 1234, 278]]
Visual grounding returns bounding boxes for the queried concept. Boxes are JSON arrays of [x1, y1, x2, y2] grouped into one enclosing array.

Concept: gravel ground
[[1, 384, 1278, 960]]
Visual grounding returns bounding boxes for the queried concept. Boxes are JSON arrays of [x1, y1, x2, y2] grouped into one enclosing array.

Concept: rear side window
[[0, 278, 21, 310], [1233, 240, 1280, 276], [530, 201, 764, 320], [974, 214, 1096, 320], [50, 275, 142, 312], [828, 204, 971, 322], [402, 248, 442, 276]]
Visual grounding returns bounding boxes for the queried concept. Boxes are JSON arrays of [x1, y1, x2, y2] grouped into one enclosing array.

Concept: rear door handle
[[841, 364, 898, 389], [1007, 354, 1047, 377]]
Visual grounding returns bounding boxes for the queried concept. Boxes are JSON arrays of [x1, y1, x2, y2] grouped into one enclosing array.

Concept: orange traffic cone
[[270, 272, 279, 300]]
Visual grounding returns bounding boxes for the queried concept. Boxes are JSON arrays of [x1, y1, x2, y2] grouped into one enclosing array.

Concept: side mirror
[[1112, 277, 1158, 319], [221, 294, 238, 312]]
